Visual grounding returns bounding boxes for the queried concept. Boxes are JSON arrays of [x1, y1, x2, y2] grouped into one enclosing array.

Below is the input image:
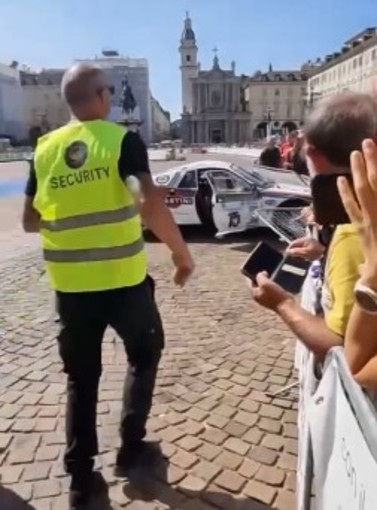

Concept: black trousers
[[56, 276, 164, 474]]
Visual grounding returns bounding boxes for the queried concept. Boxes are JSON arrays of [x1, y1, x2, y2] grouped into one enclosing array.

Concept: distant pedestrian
[[259, 136, 281, 168], [283, 132, 309, 175]]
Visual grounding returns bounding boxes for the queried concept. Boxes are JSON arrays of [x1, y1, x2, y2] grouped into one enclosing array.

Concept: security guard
[[22, 63, 194, 510]]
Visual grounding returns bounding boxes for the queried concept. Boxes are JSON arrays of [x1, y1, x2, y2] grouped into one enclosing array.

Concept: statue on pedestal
[[120, 75, 136, 119], [119, 74, 142, 130]]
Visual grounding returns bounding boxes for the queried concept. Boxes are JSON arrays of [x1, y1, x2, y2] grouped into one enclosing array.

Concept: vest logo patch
[[64, 141, 88, 169]]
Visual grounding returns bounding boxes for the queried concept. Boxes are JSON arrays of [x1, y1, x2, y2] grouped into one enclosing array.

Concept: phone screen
[[241, 242, 283, 282], [274, 256, 311, 294], [311, 174, 352, 226]]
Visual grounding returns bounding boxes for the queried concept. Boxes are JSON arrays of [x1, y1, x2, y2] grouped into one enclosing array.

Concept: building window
[[288, 89, 293, 96], [186, 55, 191, 63], [372, 48, 377, 61], [262, 88, 267, 97], [274, 89, 280, 96]]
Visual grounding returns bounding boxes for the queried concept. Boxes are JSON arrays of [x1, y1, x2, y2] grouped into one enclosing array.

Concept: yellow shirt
[[322, 225, 364, 337]]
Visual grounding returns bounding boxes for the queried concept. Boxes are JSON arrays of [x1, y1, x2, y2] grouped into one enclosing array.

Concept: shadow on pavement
[[0, 486, 36, 510], [121, 445, 273, 510]]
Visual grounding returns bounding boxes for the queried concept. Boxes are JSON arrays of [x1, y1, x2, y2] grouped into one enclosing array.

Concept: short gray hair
[[61, 63, 106, 108], [304, 92, 377, 167]]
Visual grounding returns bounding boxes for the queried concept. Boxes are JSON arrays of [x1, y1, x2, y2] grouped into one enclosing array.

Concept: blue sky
[[0, 0, 376, 119]]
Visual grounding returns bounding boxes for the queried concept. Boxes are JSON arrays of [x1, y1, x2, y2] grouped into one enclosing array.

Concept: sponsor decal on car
[[165, 189, 195, 208], [155, 174, 171, 185]]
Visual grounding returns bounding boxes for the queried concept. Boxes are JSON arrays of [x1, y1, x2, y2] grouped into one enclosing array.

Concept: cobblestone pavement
[[0, 161, 298, 510]]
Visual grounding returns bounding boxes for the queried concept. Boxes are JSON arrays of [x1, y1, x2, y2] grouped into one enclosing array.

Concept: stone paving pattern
[[0, 160, 298, 509], [0, 238, 298, 510]]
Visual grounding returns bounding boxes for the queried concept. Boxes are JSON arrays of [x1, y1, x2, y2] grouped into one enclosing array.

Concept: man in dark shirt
[[22, 63, 194, 510], [259, 136, 281, 168]]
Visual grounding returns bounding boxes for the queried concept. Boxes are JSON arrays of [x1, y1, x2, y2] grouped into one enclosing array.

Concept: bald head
[[61, 63, 108, 110], [305, 92, 377, 167]]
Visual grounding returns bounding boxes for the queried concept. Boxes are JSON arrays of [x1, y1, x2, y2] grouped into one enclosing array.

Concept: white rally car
[[153, 160, 311, 238]]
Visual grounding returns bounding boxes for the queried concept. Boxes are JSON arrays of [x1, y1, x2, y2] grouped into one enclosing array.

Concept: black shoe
[[114, 441, 165, 478], [69, 471, 91, 510], [69, 471, 108, 510]]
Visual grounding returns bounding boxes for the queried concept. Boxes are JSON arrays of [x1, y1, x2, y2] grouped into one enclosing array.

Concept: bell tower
[[179, 12, 198, 114]]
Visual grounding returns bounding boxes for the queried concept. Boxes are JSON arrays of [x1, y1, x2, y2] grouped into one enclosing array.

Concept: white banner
[[296, 267, 321, 509], [314, 366, 377, 509]]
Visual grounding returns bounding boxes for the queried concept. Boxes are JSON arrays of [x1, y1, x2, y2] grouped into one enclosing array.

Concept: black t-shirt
[[24, 131, 150, 197], [259, 147, 281, 168]]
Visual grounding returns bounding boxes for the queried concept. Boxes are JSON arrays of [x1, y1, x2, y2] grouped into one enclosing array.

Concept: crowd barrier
[[297, 271, 377, 510], [0, 150, 32, 163]]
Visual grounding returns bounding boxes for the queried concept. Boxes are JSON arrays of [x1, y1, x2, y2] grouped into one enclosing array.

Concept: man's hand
[[300, 206, 315, 226], [172, 250, 195, 287], [286, 236, 325, 261], [338, 139, 377, 287], [251, 272, 294, 312]]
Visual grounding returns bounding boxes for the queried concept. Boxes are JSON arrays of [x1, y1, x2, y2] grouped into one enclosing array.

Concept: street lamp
[[263, 108, 273, 138]]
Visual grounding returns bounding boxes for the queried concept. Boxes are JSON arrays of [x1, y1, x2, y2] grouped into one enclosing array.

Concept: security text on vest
[[50, 167, 110, 189]]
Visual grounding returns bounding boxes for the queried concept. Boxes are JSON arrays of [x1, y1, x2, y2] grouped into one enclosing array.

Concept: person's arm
[[119, 133, 194, 285], [119, 133, 189, 252], [277, 299, 343, 358], [252, 273, 343, 359], [343, 303, 377, 386], [22, 160, 40, 233]]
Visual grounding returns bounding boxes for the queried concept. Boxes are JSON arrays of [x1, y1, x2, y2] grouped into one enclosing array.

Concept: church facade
[[180, 14, 252, 145]]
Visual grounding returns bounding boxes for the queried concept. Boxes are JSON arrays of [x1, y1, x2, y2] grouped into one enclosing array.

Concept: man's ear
[[306, 145, 328, 172]]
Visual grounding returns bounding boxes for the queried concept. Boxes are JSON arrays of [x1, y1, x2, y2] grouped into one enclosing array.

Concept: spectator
[[251, 92, 377, 360], [283, 132, 309, 175], [338, 139, 377, 389], [259, 136, 281, 168], [280, 130, 297, 159]]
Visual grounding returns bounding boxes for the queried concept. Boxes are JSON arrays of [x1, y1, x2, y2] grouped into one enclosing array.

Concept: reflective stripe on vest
[[44, 237, 144, 263], [40, 204, 138, 232]]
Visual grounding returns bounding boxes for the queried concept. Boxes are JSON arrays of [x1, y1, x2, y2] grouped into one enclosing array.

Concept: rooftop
[[249, 69, 308, 82], [309, 26, 377, 76]]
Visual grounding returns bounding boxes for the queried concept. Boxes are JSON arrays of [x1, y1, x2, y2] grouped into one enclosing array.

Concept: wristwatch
[[354, 280, 377, 314]]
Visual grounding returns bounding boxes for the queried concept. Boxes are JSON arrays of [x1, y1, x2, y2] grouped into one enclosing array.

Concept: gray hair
[[304, 92, 377, 167]]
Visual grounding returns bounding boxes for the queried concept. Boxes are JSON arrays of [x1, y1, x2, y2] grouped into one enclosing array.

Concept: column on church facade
[[224, 120, 229, 145], [190, 122, 194, 145]]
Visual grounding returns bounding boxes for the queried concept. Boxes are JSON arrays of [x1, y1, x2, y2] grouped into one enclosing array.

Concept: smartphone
[[274, 256, 311, 294], [241, 242, 310, 293], [241, 242, 283, 283], [311, 173, 352, 226]]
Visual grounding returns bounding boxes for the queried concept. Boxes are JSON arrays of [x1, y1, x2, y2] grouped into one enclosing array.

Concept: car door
[[165, 169, 200, 225], [204, 169, 259, 237]]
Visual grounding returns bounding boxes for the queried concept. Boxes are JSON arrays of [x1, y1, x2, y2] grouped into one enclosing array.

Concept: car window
[[206, 170, 253, 193], [177, 169, 198, 189]]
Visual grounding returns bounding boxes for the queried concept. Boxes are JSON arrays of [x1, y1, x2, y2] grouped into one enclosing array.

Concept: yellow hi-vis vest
[[33, 120, 147, 292]]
